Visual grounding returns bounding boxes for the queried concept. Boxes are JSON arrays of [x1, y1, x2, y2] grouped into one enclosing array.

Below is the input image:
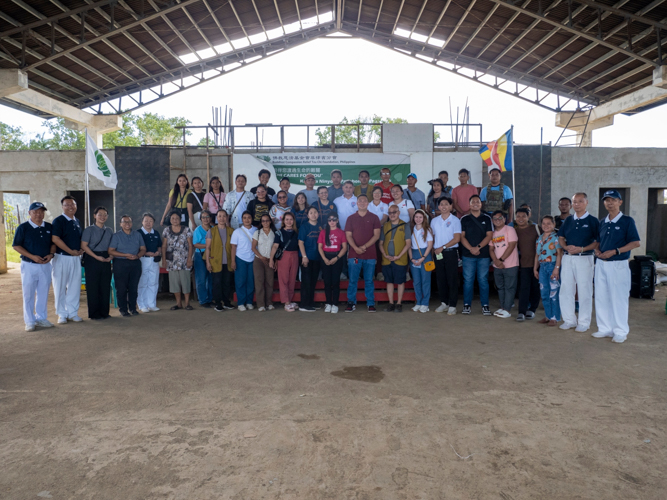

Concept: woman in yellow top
[[160, 173, 191, 226]]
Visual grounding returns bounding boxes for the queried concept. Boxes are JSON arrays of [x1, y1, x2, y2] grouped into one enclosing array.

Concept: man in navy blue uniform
[[592, 190, 641, 343], [12, 202, 56, 331], [51, 195, 84, 324], [557, 192, 599, 332]]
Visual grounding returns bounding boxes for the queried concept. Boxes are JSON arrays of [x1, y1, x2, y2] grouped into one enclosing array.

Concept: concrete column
[[0, 191, 7, 274], [555, 111, 613, 147]]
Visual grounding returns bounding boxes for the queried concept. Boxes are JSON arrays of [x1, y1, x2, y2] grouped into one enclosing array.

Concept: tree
[[197, 137, 215, 147], [315, 115, 439, 146], [0, 122, 26, 150], [102, 114, 141, 148]]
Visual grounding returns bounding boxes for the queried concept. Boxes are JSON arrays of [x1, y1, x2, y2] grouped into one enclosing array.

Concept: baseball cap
[[29, 202, 47, 211], [407, 172, 418, 180], [305, 173, 315, 179], [601, 189, 622, 201]]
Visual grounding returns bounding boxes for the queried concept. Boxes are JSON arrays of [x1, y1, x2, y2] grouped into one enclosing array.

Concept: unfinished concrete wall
[[0, 191, 5, 274], [552, 147, 667, 256], [169, 148, 230, 192]]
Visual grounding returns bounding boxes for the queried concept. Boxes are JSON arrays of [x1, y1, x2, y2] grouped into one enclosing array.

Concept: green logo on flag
[[95, 150, 111, 178]]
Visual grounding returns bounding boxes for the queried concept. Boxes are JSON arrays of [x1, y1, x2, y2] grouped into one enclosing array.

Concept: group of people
[[13, 165, 640, 343]]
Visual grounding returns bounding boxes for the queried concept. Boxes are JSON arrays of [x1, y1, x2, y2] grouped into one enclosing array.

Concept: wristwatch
[[616, 248, 620, 255], [499, 257, 505, 262]]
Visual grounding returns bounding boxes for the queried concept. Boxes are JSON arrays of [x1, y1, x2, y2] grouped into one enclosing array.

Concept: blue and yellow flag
[[479, 128, 513, 172]]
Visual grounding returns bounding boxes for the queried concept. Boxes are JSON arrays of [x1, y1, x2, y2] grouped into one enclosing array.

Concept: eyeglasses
[[278, 196, 287, 199], [328, 217, 338, 222], [201, 216, 211, 220], [381, 172, 391, 176], [492, 216, 505, 221]]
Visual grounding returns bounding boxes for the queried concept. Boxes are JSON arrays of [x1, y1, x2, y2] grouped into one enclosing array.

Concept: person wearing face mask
[[81, 206, 114, 320], [137, 212, 162, 313], [222, 174, 255, 229], [12, 202, 56, 331], [51, 195, 85, 324]]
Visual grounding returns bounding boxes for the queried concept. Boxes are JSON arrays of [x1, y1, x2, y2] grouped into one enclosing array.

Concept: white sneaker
[[592, 331, 613, 338], [559, 323, 576, 330], [70, 315, 83, 322], [611, 335, 627, 344], [36, 320, 54, 328], [575, 325, 589, 333], [493, 309, 503, 316], [246, 304, 254, 310], [139, 308, 150, 313], [149, 306, 160, 312], [258, 307, 266, 312], [237, 305, 247, 311], [412, 304, 421, 312], [324, 304, 332, 313], [447, 306, 457, 315], [25, 324, 35, 332], [267, 305, 275, 310], [331, 305, 339, 314], [419, 305, 429, 313], [57, 316, 67, 324], [496, 309, 511, 318], [435, 303, 448, 313]]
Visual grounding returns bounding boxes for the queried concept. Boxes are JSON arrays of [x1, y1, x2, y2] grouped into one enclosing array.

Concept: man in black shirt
[[460, 194, 493, 316], [12, 202, 56, 331], [554, 197, 571, 230], [51, 195, 84, 324], [250, 169, 276, 198]]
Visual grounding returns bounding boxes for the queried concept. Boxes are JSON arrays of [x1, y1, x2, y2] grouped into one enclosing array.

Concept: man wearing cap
[[12, 202, 57, 331], [51, 195, 84, 324], [480, 168, 514, 223], [298, 173, 319, 205], [403, 173, 425, 211], [271, 177, 295, 207], [592, 190, 641, 344], [557, 192, 600, 333], [327, 169, 344, 201]]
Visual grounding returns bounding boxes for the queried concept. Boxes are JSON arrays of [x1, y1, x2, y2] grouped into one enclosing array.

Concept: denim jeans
[[539, 261, 561, 321], [235, 257, 254, 306], [193, 253, 212, 305], [462, 256, 490, 306], [347, 258, 376, 306], [411, 248, 432, 306]]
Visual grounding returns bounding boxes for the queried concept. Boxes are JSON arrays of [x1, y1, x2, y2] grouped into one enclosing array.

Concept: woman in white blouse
[[251, 214, 276, 311], [389, 184, 415, 223]]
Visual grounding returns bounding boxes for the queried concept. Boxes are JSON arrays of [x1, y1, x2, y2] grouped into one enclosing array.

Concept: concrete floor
[[1, 264, 666, 500]]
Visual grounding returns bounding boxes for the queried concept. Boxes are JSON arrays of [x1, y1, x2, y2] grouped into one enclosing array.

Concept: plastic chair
[[110, 274, 118, 308]]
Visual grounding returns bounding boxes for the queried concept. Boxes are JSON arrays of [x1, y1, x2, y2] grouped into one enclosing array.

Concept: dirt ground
[[1, 263, 666, 500]]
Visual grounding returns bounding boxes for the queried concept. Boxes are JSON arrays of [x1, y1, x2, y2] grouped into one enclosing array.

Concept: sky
[[2, 36, 666, 148]]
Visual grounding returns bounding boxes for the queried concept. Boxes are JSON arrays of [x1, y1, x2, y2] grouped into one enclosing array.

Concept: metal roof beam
[[425, 0, 453, 45], [457, 4, 500, 54], [474, 0, 531, 59], [146, 0, 201, 60], [391, 0, 407, 33], [295, 0, 304, 30], [573, 0, 667, 32], [24, 0, 201, 71], [181, 4, 219, 53], [272, 0, 286, 34], [201, 0, 234, 44], [249, 0, 271, 41], [408, 0, 429, 38], [487, 0, 658, 66], [442, 0, 477, 50], [227, 0, 253, 46]]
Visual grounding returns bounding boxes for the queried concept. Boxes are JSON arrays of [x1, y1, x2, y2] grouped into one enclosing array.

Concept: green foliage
[[1, 112, 192, 150], [315, 116, 439, 145], [197, 137, 215, 147], [5, 242, 21, 263], [3, 199, 19, 241]]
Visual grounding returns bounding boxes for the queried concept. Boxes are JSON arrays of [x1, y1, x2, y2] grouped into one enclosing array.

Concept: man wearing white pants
[[12, 202, 56, 331], [51, 195, 84, 323], [557, 193, 600, 332], [137, 212, 162, 312], [593, 190, 641, 344]]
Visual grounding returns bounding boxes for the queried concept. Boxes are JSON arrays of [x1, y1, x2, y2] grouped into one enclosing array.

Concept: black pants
[[518, 267, 541, 314], [300, 260, 321, 309], [113, 259, 142, 314], [321, 253, 344, 305], [212, 267, 234, 307], [435, 249, 459, 307], [84, 252, 112, 319]]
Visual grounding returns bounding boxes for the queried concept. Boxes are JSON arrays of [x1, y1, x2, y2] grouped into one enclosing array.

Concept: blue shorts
[[382, 263, 407, 284]]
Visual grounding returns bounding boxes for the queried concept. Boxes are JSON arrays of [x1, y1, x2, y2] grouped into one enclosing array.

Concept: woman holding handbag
[[80, 206, 114, 320], [270, 212, 300, 311], [410, 209, 434, 313]]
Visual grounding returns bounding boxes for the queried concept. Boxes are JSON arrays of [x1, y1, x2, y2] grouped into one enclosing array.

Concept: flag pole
[[510, 124, 516, 223], [85, 128, 91, 227]]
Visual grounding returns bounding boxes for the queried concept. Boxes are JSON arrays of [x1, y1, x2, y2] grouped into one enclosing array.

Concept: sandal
[[170, 305, 181, 311], [538, 317, 549, 324], [185, 305, 194, 310]]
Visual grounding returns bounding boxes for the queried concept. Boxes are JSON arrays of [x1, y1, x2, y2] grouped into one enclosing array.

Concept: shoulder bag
[[81, 227, 107, 266], [273, 230, 295, 260], [412, 231, 435, 272], [192, 192, 205, 227]]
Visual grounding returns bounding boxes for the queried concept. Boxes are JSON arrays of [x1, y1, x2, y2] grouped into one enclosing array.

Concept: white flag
[[85, 130, 117, 189]]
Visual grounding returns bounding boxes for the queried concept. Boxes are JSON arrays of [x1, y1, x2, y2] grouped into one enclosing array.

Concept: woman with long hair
[[187, 176, 206, 228], [409, 209, 434, 312], [203, 176, 226, 214], [192, 209, 213, 307], [80, 206, 114, 320], [318, 214, 348, 314], [292, 192, 310, 228], [270, 212, 300, 311], [205, 209, 235, 312], [252, 214, 276, 311], [230, 211, 257, 311], [161, 173, 190, 226], [534, 215, 563, 326], [426, 178, 445, 219], [297, 206, 321, 312], [389, 184, 415, 223]]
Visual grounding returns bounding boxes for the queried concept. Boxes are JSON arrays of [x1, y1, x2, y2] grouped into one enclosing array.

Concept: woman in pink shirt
[[203, 176, 226, 214], [317, 215, 348, 314], [489, 209, 519, 318], [452, 168, 478, 218]]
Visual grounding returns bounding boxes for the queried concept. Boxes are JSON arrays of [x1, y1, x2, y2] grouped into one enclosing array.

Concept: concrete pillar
[[0, 69, 28, 98], [0, 191, 7, 274], [554, 111, 613, 147]]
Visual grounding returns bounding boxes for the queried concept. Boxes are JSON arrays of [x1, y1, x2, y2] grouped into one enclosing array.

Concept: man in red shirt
[[452, 168, 479, 218], [374, 167, 394, 204]]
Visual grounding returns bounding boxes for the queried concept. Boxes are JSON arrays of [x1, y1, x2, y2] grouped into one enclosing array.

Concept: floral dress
[[163, 226, 192, 271]]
